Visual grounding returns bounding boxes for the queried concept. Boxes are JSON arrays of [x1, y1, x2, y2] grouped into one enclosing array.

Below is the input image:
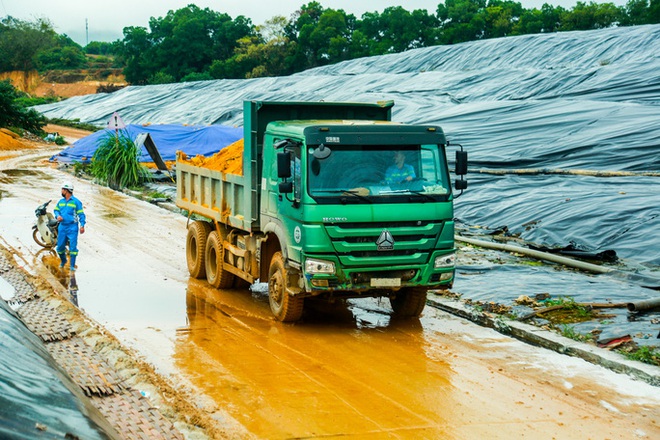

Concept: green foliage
[[622, 345, 660, 366], [0, 79, 46, 133], [115, 4, 256, 84], [0, 16, 57, 72], [71, 161, 90, 177], [181, 71, 213, 82], [149, 71, 176, 85], [15, 95, 60, 107], [35, 34, 87, 70], [560, 325, 591, 342], [84, 40, 118, 56], [90, 132, 151, 189], [45, 118, 101, 132]]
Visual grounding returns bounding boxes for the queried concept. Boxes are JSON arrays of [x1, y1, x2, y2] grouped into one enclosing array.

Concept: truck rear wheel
[[205, 231, 235, 289], [389, 287, 427, 317], [268, 252, 304, 322], [186, 221, 212, 279]]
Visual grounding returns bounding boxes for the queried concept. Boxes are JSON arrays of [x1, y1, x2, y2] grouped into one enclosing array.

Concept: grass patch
[[540, 296, 595, 324], [90, 131, 151, 189], [621, 345, 660, 366], [559, 324, 592, 342], [46, 117, 101, 132]]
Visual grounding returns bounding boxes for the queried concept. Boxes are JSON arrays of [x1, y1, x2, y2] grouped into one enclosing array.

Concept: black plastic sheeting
[[35, 24, 660, 270], [0, 299, 112, 439]]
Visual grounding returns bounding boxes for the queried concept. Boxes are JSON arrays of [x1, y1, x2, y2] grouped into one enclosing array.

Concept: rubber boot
[[58, 252, 67, 268], [70, 255, 77, 271]]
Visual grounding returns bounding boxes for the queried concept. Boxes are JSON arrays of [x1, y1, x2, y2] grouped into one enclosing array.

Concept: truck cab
[[261, 120, 459, 319]]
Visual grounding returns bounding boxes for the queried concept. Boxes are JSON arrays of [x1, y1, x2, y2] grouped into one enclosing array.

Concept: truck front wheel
[[205, 231, 235, 289], [268, 252, 304, 322], [186, 221, 212, 279], [389, 287, 427, 317]]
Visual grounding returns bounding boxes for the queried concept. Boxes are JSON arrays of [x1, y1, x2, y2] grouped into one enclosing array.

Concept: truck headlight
[[434, 253, 455, 268], [305, 258, 336, 274]]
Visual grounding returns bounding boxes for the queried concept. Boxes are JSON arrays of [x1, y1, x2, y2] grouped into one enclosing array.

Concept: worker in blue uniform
[[385, 151, 416, 185], [54, 182, 86, 271]]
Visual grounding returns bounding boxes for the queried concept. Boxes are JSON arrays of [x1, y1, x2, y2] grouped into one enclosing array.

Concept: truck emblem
[[376, 229, 394, 251]]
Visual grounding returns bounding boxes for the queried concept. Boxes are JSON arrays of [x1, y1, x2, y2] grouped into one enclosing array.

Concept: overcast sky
[[1, 0, 628, 46]]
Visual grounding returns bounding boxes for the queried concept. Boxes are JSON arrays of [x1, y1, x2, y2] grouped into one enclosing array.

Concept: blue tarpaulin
[[51, 124, 243, 164]]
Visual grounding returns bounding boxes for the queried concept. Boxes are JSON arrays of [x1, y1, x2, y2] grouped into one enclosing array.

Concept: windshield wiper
[[322, 189, 373, 204]]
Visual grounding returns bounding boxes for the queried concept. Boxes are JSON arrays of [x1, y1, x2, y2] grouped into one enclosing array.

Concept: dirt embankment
[[1, 70, 126, 98]]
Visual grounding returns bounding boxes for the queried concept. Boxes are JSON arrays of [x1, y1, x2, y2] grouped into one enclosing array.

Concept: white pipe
[[455, 235, 614, 274]]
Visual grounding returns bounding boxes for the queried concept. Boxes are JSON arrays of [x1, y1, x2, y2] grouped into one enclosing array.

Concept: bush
[[90, 131, 151, 189], [0, 79, 46, 134], [46, 117, 101, 132], [181, 71, 213, 82]]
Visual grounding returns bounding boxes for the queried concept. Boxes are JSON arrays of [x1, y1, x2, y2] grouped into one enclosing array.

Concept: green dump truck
[[176, 100, 468, 321]]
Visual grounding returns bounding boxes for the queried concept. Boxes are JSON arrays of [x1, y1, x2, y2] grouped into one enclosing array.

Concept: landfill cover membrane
[[0, 298, 112, 439], [36, 24, 660, 271]]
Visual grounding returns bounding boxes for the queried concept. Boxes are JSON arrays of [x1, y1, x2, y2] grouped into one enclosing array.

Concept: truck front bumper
[[300, 251, 455, 295]]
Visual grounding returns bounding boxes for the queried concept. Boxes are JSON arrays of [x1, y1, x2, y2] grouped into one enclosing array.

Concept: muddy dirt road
[[1, 145, 658, 439]]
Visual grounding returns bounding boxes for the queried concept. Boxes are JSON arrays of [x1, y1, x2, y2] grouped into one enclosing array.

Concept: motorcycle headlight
[[434, 253, 455, 268], [305, 258, 335, 275]]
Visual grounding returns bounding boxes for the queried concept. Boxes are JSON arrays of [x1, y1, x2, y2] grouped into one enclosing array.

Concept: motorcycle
[[32, 200, 59, 248]]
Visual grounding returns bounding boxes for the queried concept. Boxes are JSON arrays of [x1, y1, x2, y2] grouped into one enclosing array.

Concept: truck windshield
[[307, 145, 451, 203]]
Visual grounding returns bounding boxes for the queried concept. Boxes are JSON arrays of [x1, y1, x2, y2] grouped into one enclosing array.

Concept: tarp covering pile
[[52, 124, 242, 164], [0, 300, 111, 439], [35, 24, 660, 269]]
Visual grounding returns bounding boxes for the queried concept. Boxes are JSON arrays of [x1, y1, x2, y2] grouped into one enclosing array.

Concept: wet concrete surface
[[1, 147, 659, 439]]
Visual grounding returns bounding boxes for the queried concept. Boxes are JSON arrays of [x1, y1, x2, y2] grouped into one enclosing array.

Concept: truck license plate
[[370, 278, 401, 287]]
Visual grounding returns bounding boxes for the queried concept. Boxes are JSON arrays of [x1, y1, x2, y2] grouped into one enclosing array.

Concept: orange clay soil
[[0, 129, 35, 151], [177, 138, 244, 175]]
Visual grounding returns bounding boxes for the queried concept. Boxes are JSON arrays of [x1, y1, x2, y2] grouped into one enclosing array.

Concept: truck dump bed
[[176, 100, 394, 232]]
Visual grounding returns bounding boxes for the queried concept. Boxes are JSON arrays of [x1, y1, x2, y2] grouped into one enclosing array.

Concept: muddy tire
[[389, 287, 427, 317], [268, 252, 304, 322], [186, 221, 212, 279], [33, 227, 50, 248], [205, 231, 235, 289]]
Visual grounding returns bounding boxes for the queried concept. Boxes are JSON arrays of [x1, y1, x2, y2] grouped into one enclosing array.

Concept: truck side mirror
[[455, 179, 468, 190], [455, 150, 468, 175], [279, 181, 293, 194], [277, 152, 291, 178]]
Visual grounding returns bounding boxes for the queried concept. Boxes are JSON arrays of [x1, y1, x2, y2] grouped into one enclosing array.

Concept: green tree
[[0, 79, 46, 133], [437, 0, 488, 44], [0, 17, 57, 72], [483, 1, 524, 39], [560, 1, 622, 31], [36, 34, 87, 70], [358, 7, 440, 55], [85, 41, 118, 55], [116, 26, 154, 84], [116, 5, 255, 84]]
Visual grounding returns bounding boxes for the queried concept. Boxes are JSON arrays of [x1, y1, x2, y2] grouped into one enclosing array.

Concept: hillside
[[0, 69, 126, 98]]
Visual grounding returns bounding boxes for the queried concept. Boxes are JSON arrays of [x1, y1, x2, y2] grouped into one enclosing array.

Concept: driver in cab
[[385, 151, 415, 185]]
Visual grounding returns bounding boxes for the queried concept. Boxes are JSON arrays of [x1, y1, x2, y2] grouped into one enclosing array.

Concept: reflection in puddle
[[38, 250, 80, 306], [0, 169, 54, 183], [177, 283, 452, 439], [100, 211, 130, 219]]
